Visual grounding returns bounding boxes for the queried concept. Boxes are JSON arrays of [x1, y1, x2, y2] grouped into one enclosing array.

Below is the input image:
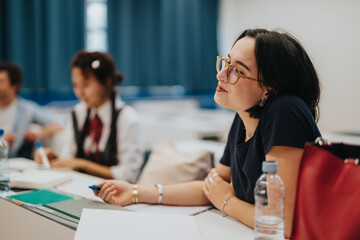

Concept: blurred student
[[92, 29, 321, 238], [35, 51, 143, 182], [0, 62, 64, 158]]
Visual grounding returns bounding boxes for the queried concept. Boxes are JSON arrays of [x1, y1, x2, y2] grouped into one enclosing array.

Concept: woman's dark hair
[[71, 50, 124, 110], [0, 61, 23, 93], [71, 51, 123, 87], [235, 29, 321, 121]]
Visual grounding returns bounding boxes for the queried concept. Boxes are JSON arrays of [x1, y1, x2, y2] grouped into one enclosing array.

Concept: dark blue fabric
[[0, 0, 84, 98], [220, 95, 321, 204], [107, 0, 219, 94]]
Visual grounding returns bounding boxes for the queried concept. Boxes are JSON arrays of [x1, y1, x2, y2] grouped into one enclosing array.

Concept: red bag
[[292, 138, 360, 240]]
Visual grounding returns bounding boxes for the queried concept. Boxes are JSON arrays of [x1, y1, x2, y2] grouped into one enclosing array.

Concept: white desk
[[195, 209, 254, 239], [2, 159, 254, 240]]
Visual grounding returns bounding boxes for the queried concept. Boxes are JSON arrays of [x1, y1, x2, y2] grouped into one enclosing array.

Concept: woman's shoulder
[[262, 95, 314, 122], [16, 97, 40, 109], [116, 103, 139, 125], [114, 97, 137, 117], [121, 105, 138, 118], [267, 95, 307, 110], [264, 95, 310, 116]]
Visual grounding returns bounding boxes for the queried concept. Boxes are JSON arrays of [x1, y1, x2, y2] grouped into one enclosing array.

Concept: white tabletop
[[6, 158, 255, 240]]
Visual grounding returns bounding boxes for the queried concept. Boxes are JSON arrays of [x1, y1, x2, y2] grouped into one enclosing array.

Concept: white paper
[[11, 169, 72, 189], [194, 209, 255, 240], [124, 203, 211, 216], [74, 209, 204, 240], [55, 171, 104, 202], [9, 157, 39, 170]]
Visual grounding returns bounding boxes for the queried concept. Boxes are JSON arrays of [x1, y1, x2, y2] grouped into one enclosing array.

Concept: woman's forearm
[[80, 159, 113, 179], [138, 181, 211, 206], [40, 123, 64, 138], [223, 196, 255, 228]]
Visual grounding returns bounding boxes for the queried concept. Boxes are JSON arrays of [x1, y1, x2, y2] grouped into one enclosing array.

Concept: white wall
[[218, 0, 360, 133]]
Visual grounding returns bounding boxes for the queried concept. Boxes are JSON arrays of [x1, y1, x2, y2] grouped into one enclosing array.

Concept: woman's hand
[[24, 130, 43, 142], [93, 180, 133, 206], [4, 132, 15, 148], [34, 148, 57, 164], [203, 168, 236, 211]]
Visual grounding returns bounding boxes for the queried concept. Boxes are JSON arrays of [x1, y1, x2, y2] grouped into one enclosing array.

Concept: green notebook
[[8, 189, 74, 205]]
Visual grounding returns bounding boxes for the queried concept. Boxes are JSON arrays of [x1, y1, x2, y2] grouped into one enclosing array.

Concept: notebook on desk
[[44, 198, 130, 220], [8, 189, 74, 205], [9, 157, 39, 170], [11, 170, 72, 189], [7, 191, 129, 230]]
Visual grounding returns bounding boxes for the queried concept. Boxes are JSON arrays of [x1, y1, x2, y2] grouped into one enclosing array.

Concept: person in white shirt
[[35, 51, 143, 183], [0, 62, 64, 158]]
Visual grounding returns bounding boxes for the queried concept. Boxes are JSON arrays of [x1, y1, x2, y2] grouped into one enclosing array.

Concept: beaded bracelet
[[132, 184, 138, 204]]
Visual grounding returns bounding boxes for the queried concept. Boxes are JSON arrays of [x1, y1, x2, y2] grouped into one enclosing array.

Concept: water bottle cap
[[262, 161, 278, 173], [0, 129, 4, 136]]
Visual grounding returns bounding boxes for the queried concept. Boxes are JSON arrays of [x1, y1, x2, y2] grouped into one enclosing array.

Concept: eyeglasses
[[216, 56, 258, 85]]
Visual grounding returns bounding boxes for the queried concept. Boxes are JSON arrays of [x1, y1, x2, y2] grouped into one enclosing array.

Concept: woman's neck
[[94, 93, 112, 109], [237, 111, 259, 141]]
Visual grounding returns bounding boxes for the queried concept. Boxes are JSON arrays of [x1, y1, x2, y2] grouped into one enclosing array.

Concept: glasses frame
[[216, 56, 259, 85]]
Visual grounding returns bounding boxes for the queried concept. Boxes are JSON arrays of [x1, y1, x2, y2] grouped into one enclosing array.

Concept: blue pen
[[35, 140, 51, 169], [89, 185, 102, 190]]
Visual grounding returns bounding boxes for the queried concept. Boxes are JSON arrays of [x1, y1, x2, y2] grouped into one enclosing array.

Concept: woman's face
[[72, 67, 110, 108], [214, 36, 267, 113]]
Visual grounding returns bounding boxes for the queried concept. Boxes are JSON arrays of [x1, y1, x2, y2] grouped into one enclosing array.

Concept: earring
[[259, 98, 266, 107]]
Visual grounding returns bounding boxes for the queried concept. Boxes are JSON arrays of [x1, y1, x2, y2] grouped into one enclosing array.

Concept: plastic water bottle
[[254, 161, 285, 240], [0, 129, 10, 196]]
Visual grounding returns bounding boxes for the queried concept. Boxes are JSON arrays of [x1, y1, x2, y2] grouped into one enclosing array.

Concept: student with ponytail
[[35, 51, 143, 182]]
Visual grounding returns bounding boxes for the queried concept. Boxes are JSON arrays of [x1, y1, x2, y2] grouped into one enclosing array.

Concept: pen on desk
[[89, 185, 102, 191], [35, 140, 51, 169]]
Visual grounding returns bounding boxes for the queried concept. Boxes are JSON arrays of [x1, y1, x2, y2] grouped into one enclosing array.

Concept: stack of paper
[[9, 157, 39, 170], [124, 203, 211, 216], [11, 170, 72, 189], [74, 209, 204, 240]]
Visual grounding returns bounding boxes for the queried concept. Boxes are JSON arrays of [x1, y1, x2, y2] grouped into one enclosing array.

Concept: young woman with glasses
[[92, 29, 321, 238], [35, 51, 143, 183]]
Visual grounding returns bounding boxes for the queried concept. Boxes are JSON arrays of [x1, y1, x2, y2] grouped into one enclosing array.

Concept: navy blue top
[[220, 95, 321, 204]]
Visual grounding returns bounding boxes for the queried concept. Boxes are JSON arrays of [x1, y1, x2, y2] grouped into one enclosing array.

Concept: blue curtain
[[107, 0, 219, 94], [0, 0, 84, 102]]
